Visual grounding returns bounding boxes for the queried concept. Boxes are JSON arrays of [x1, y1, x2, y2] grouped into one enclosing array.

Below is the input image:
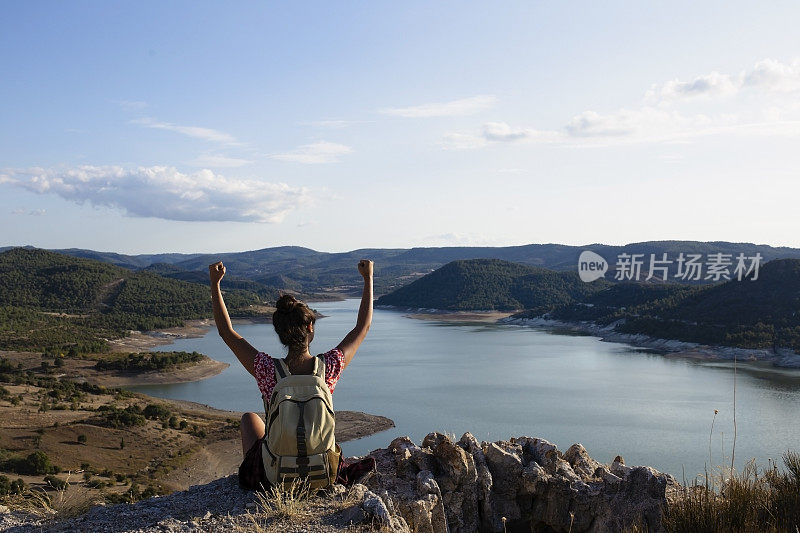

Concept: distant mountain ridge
[[4, 240, 800, 296]]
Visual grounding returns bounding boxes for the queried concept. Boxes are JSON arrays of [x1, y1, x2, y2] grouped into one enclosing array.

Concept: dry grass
[[4, 474, 101, 522], [329, 484, 366, 512], [664, 451, 800, 532], [236, 479, 315, 532]]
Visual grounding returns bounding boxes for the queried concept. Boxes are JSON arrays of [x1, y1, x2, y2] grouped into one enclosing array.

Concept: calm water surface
[[131, 299, 800, 479]]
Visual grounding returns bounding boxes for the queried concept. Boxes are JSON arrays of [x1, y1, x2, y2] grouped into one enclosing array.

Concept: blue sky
[[1, 1, 799, 253]]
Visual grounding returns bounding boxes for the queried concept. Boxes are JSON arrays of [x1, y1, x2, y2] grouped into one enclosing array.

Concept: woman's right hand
[[358, 259, 373, 279], [209, 261, 226, 285]]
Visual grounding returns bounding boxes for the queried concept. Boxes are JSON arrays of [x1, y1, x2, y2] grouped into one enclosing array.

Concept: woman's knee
[[241, 412, 264, 431]]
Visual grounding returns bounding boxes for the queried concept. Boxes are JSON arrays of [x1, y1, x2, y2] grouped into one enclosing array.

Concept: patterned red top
[[253, 348, 345, 405]]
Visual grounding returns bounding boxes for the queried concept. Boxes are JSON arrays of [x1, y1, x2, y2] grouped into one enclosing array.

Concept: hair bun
[[276, 294, 299, 313]]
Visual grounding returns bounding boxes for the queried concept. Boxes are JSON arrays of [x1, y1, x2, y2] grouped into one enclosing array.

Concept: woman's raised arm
[[337, 260, 374, 368], [209, 261, 258, 376]]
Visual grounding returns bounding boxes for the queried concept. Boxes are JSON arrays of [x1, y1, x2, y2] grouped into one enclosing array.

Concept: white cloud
[[483, 122, 533, 141], [483, 122, 559, 142], [442, 122, 560, 150], [647, 58, 800, 104], [648, 71, 738, 102], [11, 208, 46, 216], [743, 58, 800, 92], [132, 117, 240, 145], [270, 141, 353, 164], [380, 95, 496, 118], [446, 58, 800, 150], [0, 166, 311, 223], [440, 133, 488, 150], [188, 154, 253, 168]]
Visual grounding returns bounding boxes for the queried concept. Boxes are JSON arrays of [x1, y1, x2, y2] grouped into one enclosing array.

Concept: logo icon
[[578, 251, 608, 282]]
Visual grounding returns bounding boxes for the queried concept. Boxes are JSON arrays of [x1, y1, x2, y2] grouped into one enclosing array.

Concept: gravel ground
[[0, 476, 376, 533]]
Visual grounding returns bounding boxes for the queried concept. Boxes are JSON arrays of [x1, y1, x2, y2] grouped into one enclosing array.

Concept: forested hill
[[6, 240, 800, 296], [609, 258, 800, 350], [377, 257, 800, 351], [0, 248, 264, 353], [375, 259, 606, 311]]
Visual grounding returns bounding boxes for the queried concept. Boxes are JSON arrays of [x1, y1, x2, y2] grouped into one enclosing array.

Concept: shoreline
[[108, 316, 270, 354], [377, 305, 517, 323], [499, 315, 800, 369], [87, 357, 231, 388], [377, 305, 800, 370]]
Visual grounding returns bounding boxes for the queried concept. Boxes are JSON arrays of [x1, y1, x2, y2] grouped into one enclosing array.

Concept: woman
[[208, 259, 374, 489]]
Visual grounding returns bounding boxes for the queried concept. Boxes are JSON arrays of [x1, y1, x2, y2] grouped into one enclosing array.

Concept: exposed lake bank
[[500, 315, 800, 369]]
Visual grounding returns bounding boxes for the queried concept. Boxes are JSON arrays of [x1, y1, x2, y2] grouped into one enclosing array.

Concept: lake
[[131, 299, 800, 480]]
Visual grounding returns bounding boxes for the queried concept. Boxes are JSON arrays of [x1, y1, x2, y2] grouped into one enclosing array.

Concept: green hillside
[[615, 259, 800, 350], [375, 259, 607, 311], [522, 259, 800, 351], [0, 248, 264, 353]]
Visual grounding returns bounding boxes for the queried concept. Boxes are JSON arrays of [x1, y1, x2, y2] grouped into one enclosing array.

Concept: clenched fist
[[209, 261, 226, 285], [357, 259, 374, 279]]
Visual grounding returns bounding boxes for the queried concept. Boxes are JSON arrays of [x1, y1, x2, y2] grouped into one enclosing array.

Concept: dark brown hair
[[272, 294, 316, 351]]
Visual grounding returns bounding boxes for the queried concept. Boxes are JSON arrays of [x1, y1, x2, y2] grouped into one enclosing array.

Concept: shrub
[[44, 475, 68, 490], [11, 478, 25, 494], [96, 405, 145, 428], [77, 434, 87, 445], [143, 403, 171, 421], [1, 451, 58, 475]]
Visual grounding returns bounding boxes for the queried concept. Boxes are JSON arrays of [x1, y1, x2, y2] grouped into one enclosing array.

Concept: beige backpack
[[262, 355, 340, 489]]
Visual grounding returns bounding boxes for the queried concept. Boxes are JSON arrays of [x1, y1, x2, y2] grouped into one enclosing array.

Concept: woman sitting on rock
[[208, 259, 374, 490]]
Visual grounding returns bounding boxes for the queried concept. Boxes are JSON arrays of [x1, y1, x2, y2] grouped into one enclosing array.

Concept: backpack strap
[[313, 354, 326, 380], [274, 358, 290, 379]]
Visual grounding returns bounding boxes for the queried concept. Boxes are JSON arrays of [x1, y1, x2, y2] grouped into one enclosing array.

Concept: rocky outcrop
[[0, 432, 679, 533], [364, 432, 680, 533]]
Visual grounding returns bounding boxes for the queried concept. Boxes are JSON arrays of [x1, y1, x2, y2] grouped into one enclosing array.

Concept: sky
[[1, 1, 799, 254]]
